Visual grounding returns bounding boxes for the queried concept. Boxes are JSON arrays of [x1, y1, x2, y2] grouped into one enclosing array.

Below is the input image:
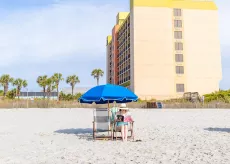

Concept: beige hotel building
[[106, 0, 222, 100]]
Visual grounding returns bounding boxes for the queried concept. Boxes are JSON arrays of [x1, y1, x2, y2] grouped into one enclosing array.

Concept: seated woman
[[116, 103, 133, 142]]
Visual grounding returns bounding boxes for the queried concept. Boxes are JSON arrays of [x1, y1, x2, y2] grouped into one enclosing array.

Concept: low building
[[19, 92, 58, 100], [61, 87, 90, 95]]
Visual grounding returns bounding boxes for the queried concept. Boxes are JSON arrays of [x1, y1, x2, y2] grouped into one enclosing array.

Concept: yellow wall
[[183, 9, 222, 95], [107, 35, 112, 45], [130, 7, 175, 100], [116, 12, 130, 25], [130, 0, 217, 10], [130, 6, 222, 100]]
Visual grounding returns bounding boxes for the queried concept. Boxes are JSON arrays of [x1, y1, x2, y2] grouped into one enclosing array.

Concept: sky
[[0, 0, 229, 91]]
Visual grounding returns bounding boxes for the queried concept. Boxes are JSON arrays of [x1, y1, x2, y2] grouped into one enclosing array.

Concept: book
[[116, 114, 133, 122], [116, 115, 124, 122]]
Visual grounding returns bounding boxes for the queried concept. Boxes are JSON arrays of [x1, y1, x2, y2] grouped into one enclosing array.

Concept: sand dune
[[0, 108, 230, 164]]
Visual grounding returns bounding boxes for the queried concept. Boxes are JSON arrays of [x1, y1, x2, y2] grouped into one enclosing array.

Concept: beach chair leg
[[113, 123, 115, 140], [111, 130, 113, 141], [131, 123, 134, 141], [93, 131, 95, 140], [111, 126, 114, 141], [115, 129, 117, 141], [132, 127, 134, 141], [132, 130, 134, 141], [93, 122, 96, 140]]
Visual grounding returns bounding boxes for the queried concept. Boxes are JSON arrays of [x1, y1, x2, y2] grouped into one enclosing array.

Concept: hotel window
[[174, 31, 182, 39], [174, 20, 182, 28], [175, 42, 183, 50], [176, 66, 184, 74], [176, 84, 185, 93], [175, 54, 183, 62], [174, 9, 182, 16]]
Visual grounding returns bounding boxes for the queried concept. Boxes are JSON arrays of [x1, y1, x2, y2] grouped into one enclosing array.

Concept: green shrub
[[59, 92, 83, 101], [204, 90, 230, 103], [0, 90, 3, 96], [6, 89, 16, 100]]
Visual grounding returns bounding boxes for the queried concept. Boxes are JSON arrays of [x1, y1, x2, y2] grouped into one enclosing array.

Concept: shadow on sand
[[54, 128, 93, 140], [204, 128, 230, 133]]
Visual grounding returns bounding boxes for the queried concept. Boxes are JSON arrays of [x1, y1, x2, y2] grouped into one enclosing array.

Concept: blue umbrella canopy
[[79, 84, 138, 104]]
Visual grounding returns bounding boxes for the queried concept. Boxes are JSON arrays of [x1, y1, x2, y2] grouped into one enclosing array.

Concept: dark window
[[176, 84, 185, 93], [174, 31, 182, 39], [176, 66, 184, 74], [174, 20, 182, 28], [175, 42, 183, 50], [174, 9, 182, 16], [175, 54, 183, 62]]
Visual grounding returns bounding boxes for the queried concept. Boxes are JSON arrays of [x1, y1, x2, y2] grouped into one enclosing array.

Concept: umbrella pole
[[108, 101, 109, 126], [108, 101, 111, 139]]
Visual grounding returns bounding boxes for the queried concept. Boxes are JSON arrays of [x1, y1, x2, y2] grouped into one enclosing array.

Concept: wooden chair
[[113, 120, 134, 141]]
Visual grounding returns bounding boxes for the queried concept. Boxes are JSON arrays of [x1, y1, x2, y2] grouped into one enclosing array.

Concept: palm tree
[[91, 69, 104, 86], [52, 73, 64, 100], [0, 74, 14, 98], [13, 78, 28, 99], [66, 75, 80, 96], [46, 78, 56, 99], [37, 75, 48, 98]]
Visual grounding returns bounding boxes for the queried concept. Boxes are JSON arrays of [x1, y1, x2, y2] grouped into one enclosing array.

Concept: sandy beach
[[0, 108, 230, 164]]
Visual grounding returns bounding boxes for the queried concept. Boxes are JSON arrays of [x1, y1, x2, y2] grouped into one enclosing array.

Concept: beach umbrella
[[78, 84, 138, 104], [79, 84, 138, 137]]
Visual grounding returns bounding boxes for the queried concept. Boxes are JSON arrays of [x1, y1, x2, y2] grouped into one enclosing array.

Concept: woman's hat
[[119, 103, 129, 110]]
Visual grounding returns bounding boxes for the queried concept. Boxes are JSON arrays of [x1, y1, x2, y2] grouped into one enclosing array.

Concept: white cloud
[[0, 1, 127, 66]]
